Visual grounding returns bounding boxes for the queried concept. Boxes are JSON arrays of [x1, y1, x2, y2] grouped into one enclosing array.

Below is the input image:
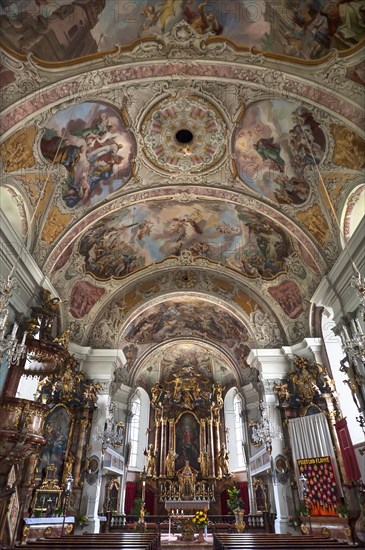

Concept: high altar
[[143, 367, 234, 516]]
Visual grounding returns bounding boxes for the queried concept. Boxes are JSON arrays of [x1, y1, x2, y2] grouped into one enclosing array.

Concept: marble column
[[169, 419, 175, 451], [266, 394, 290, 534], [161, 419, 167, 477], [154, 415, 161, 476], [74, 416, 89, 487], [83, 392, 110, 533], [214, 418, 221, 467], [247, 348, 291, 534], [200, 419, 206, 452], [23, 454, 39, 487], [208, 418, 215, 477]]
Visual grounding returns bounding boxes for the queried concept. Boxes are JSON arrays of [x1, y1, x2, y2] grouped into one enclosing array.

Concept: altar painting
[[297, 456, 338, 516], [176, 413, 200, 471], [38, 406, 72, 479]]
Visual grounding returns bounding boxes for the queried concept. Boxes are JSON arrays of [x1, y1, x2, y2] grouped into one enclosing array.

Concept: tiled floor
[[161, 533, 213, 547]]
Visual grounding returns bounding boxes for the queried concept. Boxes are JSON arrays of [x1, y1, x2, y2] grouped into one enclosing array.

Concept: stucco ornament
[[141, 95, 226, 173]]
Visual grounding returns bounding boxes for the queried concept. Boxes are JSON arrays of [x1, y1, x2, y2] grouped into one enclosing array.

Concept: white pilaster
[[247, 349, 292, 533]]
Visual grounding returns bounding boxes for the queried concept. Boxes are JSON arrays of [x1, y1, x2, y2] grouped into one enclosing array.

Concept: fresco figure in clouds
[[40, 102, 136, 210]]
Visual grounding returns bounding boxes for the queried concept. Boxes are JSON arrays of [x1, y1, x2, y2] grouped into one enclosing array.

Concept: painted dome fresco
[[1, 0, 364, 63]]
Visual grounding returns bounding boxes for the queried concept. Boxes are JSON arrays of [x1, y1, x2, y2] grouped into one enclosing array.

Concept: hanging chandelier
[[251, 400, 283, 454], [0, 276, 27, 366], [93, 401, 125, 452]]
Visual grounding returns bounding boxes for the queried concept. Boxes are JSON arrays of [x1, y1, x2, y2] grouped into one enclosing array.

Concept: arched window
[[127, 387, 150, 471], [225, 388, 246, 472], [233, 393, 246, 470], [128, 394, 140, 468]]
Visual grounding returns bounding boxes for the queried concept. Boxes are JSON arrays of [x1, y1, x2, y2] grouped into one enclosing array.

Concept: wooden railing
[[107, 512, 276, 533]]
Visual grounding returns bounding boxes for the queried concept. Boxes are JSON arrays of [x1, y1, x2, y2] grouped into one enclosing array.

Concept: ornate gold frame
[[104, 478, 120, 512], [252, 478, 270, 512], [37, 404, 74, 482]]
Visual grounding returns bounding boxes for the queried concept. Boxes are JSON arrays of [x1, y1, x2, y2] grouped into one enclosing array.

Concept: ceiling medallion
[[174, 270, 198, 289], [142, 96, 226, 172]]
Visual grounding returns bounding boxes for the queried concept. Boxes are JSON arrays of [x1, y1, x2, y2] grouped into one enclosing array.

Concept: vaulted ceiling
[[1, 0, 364, 388]]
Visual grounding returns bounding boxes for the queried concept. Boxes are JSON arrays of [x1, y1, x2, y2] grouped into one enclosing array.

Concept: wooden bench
[[26, 531, 159, 550], [213, 533, 351, 550]]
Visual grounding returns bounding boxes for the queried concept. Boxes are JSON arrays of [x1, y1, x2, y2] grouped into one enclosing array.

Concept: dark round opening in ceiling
[[175, 129, 194, 144]]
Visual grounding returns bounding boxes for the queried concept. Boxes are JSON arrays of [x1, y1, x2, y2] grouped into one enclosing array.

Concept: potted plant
[[76, 514, 89, 527], [227, 486, 245, 514], [298, 502, 310, 517], [337, 504, 348, 518], [288, 514, 301, 527], [130, 497, 144, 516]]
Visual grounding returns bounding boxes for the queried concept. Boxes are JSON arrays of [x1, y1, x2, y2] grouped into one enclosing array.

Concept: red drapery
[[335, 418, 361, 482], [125, 482, 137, 514], [145, 488, 154, 515], [221, 489, 229, 515], [237, 482, 250, 514]]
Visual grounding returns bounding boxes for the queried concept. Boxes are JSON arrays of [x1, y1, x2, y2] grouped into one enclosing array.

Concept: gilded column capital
[[80, 418, 89, 429]]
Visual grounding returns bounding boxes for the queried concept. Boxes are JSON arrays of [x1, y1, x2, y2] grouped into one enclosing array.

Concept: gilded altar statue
[[273, 382, 291, 402], [144, 443, 158, 477], [62, 453, 74, 485], [166, 374, 183, 401], [289, 356, 322, 403], [151, 382, 164, 405], [166, 450, 178, 477], [198, 450, 209, 478], [217, 443, 231, 478]]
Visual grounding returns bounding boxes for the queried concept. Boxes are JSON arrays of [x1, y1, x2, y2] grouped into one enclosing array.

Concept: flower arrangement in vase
[[192, 511, 208, 543]]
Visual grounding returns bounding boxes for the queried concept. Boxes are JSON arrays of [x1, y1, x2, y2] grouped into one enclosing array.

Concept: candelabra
[[93, 401, 124, 452], [0, 276, 27, 366], [61, 474, 74, 537], [251, 401, 283, 453]]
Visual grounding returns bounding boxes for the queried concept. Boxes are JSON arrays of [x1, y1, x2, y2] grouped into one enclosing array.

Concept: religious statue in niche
[[176, 462, 199, 500]]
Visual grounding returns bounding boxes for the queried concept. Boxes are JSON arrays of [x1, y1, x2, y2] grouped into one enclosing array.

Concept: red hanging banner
[[297, 456, 338, 516]]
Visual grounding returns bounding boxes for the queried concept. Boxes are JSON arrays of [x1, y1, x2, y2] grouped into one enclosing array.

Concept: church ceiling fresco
[[135, 341, 236, 389], [233, 100, 326, 206], [123, 296, 250, 346], [1, 1, 364, 62], [40, 101, 136, 210], [74, 200, 295, 281], [0, 1, 362, 361]]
